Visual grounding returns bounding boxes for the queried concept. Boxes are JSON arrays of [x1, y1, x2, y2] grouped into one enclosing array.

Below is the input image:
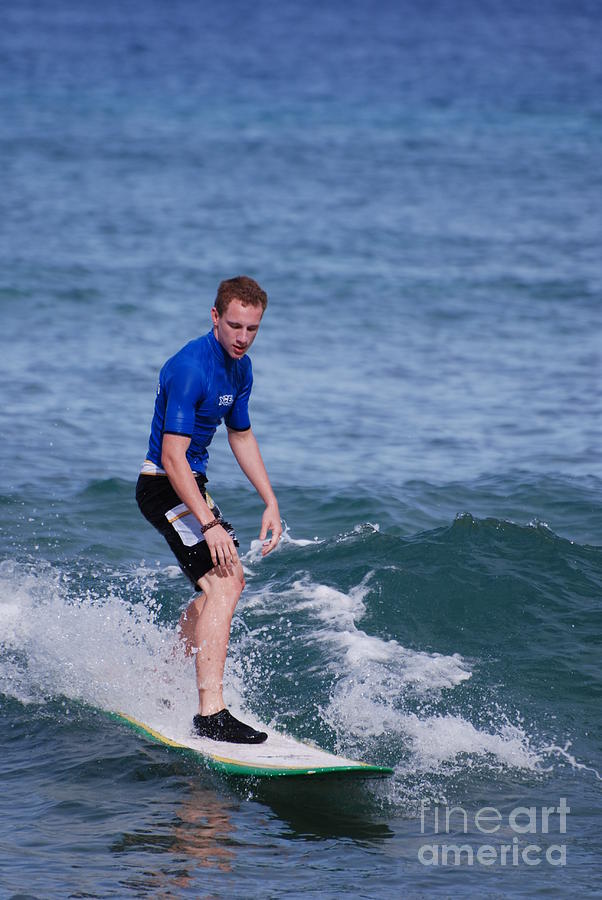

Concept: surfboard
[[110, 711, 393, 779]]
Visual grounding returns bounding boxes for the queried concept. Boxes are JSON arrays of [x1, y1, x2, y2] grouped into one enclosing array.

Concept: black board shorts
[[136, 473, 239, 587]]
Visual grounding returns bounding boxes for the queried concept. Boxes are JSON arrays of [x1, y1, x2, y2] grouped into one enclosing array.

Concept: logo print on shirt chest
[[218, 394, 234, 406]]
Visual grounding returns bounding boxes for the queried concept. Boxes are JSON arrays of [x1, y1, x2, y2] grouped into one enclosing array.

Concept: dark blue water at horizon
[[1, 0, 601, 896]]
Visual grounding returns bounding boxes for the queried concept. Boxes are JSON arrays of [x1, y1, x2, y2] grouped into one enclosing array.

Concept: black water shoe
[[193, 709, 268, 744]]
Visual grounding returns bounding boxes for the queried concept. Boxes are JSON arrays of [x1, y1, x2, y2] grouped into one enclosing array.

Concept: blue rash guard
[[145, 330, 253, 475]]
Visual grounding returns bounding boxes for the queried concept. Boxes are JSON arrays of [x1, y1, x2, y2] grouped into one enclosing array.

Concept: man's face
[[211, 298, 263, 359]]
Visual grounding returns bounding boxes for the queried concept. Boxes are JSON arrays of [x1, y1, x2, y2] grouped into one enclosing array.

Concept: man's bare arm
[[227, 427, 282, 555], [161, 433, 237, 568]]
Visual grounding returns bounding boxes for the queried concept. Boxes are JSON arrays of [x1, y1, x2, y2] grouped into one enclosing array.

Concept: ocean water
[[1, 0, 601, 897]]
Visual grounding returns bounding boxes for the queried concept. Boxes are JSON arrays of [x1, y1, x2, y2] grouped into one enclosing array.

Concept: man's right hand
[[203, 523, 239, 570]]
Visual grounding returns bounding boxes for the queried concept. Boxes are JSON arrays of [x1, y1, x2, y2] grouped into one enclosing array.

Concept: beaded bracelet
[[200, 516, 222, 534]]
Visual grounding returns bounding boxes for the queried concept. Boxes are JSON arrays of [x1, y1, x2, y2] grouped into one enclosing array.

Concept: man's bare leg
[[178, 593, 206, 657], [177, 562, 267, 743], [191, 562, 245, 716]]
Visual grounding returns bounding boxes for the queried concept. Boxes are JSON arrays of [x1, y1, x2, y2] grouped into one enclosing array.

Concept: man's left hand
[[259, 503, 282, 556]]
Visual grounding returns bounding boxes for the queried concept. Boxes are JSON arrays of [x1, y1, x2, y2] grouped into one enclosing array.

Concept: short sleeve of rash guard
[[163, 365, 202, 435], [224, 364, 253, 431]]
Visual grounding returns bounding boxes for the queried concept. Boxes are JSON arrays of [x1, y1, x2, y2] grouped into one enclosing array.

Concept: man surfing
[[136, 276, 281, 744]]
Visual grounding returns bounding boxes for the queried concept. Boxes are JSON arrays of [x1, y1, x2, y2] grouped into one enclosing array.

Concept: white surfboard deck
[[111, 711, 393, 779]]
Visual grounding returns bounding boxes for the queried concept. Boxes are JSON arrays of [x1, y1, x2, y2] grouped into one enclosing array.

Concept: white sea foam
[[273, 573, 472, 695], [244, 522, 321, 564], [0, 560, 199, 729], [2, 557, 597, 784], [400, 713, 544, 772], [248, 569, 559, 777], [324, 666, 547, 775], [541, 742, 602, 781]]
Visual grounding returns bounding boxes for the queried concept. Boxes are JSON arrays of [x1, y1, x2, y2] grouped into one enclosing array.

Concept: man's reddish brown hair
[[214, 276, 268, 316]]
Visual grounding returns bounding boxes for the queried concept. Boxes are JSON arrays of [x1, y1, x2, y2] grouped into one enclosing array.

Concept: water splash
[[2, 553, 598, 796], [0, 559, 194, 725]]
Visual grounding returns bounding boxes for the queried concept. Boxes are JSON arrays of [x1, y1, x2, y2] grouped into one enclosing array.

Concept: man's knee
[[197, 564, 245, 603], [221, 562, 245, 596], [230, 568, 245, 602]]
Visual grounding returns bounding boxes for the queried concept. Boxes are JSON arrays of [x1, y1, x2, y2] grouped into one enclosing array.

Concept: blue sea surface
[[1, 1, 601, 897]]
